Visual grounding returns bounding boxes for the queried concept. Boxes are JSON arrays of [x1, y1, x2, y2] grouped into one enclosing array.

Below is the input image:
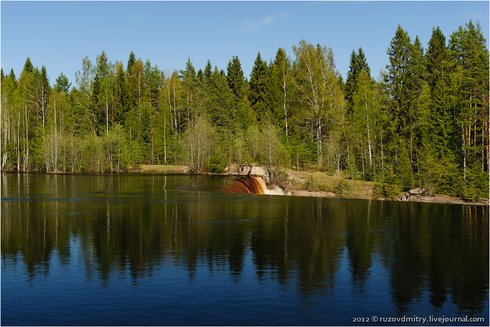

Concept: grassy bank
[[128, 165, 190, 174], [61, 164, 488, 205], [276, 168, 489, 205]]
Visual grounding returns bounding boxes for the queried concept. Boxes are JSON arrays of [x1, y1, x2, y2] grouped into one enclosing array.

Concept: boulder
[[238, 164, 270, 183], [409, 187, 426, 196]]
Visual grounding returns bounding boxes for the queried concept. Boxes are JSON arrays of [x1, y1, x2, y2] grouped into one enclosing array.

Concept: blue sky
[[2, 1, 488, 86]]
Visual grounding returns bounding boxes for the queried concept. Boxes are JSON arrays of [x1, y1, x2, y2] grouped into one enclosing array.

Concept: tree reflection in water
[[1, 173, 488, 314]]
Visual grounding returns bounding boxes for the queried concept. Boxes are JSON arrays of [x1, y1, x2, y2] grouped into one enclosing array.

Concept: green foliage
[[226, 56, 245, 101], [335, 180, 351, 198], [345, 47, 371, 109], [55, 73, 71, 93], [182, 116, 217, 172], [1, 24, 488, 202], [249, 52, 270, 121], [462, 164, 489, 201]]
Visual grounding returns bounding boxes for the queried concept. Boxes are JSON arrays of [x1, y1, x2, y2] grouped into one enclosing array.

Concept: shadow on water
[[1, 173, 489, 323]]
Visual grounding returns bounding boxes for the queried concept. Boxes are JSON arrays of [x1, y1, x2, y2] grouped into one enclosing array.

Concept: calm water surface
[[1, 173, 488, 325]]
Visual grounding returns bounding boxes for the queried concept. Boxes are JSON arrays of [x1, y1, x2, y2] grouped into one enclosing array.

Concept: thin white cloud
[[242, 12, 288, 32]]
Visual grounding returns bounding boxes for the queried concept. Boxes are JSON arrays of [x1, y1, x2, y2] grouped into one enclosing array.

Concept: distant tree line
[[1, 21, 488, 200]]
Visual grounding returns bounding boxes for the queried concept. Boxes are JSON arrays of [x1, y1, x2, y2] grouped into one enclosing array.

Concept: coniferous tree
[[385, 27, 427, 184], [39, 65, 51, 133], [1, 24, 487, 198], [204, 60, 212, 83], [127, 51, 136, 72], [266, 48, 292, 138], [180, 58, 197, 123], [345, 48, 371, 109], [449, 21, 489, 197], [425, 28, 454, 158], [207, 67, 236, 129], [249, 52, 270, 121], [55, 73, 71, 93], [226, 56, 245, 101], [114, 62, 126, 123]]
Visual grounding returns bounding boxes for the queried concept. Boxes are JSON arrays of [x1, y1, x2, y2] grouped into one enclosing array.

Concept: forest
[[1, 21, 488, 200]]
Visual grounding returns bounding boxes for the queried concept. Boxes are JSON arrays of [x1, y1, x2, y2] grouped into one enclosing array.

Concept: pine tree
[[55, 73, 71, 93], [96, 51, 109, 78]]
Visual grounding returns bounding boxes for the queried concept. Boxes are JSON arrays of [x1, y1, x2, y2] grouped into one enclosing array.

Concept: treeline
[[1, 21, 488, 200]]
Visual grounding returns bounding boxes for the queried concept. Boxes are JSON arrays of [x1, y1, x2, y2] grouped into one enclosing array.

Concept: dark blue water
[[1, 174, 488, 325]]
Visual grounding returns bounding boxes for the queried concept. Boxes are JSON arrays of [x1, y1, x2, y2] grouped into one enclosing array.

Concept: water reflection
[[2, 173, 488, 315]]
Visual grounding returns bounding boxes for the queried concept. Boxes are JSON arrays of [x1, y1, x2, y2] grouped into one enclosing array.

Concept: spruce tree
[[127, 51, 136, 71], [385, 25, 412, 135], [345, 48, 371, 109], [204, 60, 212, 83], [39, 66, 51, 132], [226, 56, 245, 100], [9, 68, 16, 82], [23, 57, 34, 73], [114, 61, 127, 123], [425, 28, 455, 158], [207, 67, 236, 129], [249, 52, 269, 121], [266, 48, 291, 135], [180, 58, 198, 123]]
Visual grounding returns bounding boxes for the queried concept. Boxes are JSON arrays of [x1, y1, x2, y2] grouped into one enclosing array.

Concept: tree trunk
[[462, 123, 467, 182], [282, 64, 288, 139], [17, 112, 20, 172], [105, 88, 109, 135], [316, 116, 322, 166], [163, 110, 167, 165], [54, 97, 58, 173], [365, 93, 372, 167], [380, 134, 384, 179], [24, 102, 29, 171]]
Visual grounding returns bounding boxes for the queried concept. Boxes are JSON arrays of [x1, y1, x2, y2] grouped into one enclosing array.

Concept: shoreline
[[2, 165, 488, 206], [288, 189, 489, 206]]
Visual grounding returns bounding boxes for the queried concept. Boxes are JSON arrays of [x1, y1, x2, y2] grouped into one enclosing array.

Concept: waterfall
[[223, 176, 285, 195]]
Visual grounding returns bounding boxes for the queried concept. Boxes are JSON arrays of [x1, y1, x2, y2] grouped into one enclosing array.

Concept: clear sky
[[2, 1, 488, 86]]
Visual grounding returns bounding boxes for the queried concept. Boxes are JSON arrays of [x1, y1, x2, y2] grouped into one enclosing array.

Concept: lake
[[1, 173, 488, 325]]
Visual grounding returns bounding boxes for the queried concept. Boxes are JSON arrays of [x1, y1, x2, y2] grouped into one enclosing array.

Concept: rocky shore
[[131, 164, 489, 205]]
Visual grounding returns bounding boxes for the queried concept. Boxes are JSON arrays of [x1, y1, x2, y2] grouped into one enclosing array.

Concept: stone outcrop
[[225, 164, 286, 195], [400, 187, 427, 201], [238, 164, 271, 183]]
